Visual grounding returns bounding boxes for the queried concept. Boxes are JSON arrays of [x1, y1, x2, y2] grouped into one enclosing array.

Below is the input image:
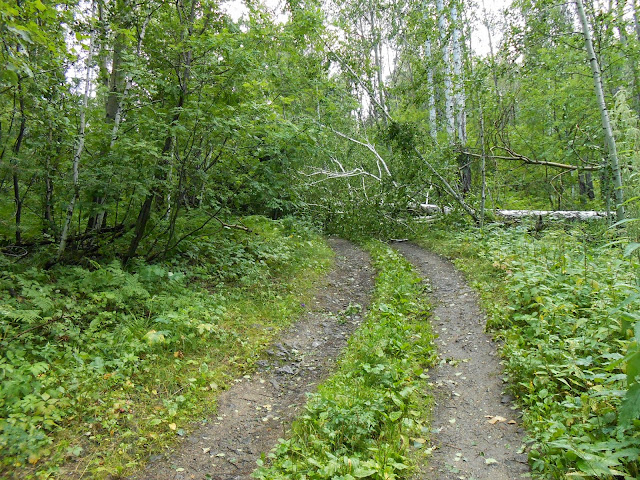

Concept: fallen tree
[[416, 204, 610, 221], [495, 209, 610, 221]]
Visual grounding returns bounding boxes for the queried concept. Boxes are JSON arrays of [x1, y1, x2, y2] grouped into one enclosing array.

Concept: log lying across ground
[[495, 209, 610, 221], [417, 204, 610, 221]]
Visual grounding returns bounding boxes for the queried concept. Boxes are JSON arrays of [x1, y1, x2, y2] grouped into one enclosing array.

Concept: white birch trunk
[[479, 98, 486, 228], [576, 0, 625, 221], [425, 39, 437, 139], [437, 0, 455, 139], [57, 5, 96, 259], [451, 3, 466, 145], [370, 9, 387, 125]]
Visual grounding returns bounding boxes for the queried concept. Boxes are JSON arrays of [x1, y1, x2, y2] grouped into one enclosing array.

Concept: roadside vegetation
[[253, 241, 436, 480], [415, 220, 640, 479], [0, 216, 332, 478]]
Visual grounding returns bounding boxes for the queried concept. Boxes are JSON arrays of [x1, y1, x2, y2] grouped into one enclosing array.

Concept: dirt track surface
[[393, 242, 530, 480], [129, 238, 374, 480]]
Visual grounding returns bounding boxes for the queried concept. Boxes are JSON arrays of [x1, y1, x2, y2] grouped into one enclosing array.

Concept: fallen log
[[414, 204, 610, 221], [496, 210, 610, 221]]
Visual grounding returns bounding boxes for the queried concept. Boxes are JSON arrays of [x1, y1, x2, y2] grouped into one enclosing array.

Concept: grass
[[252, 240, 437, 480], [0, 216, 333, 479]]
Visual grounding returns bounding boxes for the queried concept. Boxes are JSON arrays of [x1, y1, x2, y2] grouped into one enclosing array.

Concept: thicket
[[417, 221, 640, 479], [0, 216, 331, 478], [253, 242, 437, 480]]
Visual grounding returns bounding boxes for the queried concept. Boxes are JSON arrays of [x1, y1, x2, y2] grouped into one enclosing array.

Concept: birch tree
[[437, 0, 455, 138], [425, 37, 437, 139], [576, 0, 625, 221], [57, 3, 96, 259]]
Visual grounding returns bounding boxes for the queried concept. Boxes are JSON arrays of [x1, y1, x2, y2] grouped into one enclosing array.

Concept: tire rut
[[129, 238, 374, 480], [392, 242, 530, 480]]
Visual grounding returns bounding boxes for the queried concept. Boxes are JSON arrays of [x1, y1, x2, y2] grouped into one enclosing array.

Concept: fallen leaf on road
[[485, 415, 506, 424]]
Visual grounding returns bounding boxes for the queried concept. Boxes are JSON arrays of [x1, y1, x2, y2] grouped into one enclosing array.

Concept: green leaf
[[575, 456, 620, 476], [388, 410, 402, 422], [1, 68, 19, 85], [352, 467, 377, 478], [623, 243, 640, 257], [6, 25, 32, 44], [619, 383, 640, 424], [143, 330, 166, 345], [625, 351, 640, 384]]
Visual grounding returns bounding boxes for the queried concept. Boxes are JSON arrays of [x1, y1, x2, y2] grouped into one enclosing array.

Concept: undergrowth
[[416, 221, 640, 479], [0, 215, 332, 479], [252, 241, 437, 480]]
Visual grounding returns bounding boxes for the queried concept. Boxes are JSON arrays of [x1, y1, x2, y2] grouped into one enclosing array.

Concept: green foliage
[[0, 216, 331, 477], [253, 242, 436, 480], [415, 221, 640, 479]]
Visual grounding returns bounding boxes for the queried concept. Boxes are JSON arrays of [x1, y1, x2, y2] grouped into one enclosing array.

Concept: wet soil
[[393, 242, 530, 480], [129, 238, 374, 480]]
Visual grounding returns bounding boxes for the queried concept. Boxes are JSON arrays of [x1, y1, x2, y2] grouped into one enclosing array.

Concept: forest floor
[[129, 239, 530, 480]]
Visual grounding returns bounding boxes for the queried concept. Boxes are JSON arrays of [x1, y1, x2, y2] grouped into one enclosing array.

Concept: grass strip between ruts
[[253, 240, 437, 480]]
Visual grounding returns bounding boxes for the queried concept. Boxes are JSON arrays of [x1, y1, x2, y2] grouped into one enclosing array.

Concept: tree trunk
[[425, 39, 437, 139], [12, 82, 26, 245], [576, 0, 625, 221], [58, 6, 96, 259], [370, 9, 387, 127], [105, 32, 126, 122], [579, 171, 595, 200], [451, 3, 466, 145], [44, 155, 54, 234], [88, 3, 152, 234], [437, 0, 455, 139], [413, 146, 478, 222], [479, 99, 487, 228], [451, 3, 470, 193], [634, 0, 640, 42]]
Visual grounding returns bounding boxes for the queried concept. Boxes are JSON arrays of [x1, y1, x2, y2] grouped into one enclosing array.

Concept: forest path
[[129, 238, 374, 480], [393, 242, 530, 480]]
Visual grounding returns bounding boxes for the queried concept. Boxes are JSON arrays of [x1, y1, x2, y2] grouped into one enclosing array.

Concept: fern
[[2, 309, 42, 325]]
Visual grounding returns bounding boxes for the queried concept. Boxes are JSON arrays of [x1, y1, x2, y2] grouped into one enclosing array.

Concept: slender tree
[[57, 3, 96, 259], [576, 0, 625, 221]]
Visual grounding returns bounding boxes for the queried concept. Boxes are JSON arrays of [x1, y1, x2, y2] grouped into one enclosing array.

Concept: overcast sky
[[221, 0, 512, 57]]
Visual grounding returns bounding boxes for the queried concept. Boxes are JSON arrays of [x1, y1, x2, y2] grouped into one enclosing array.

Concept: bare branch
[[463, 145, 602, 171], [302, 167, 382, 185], [324, 126, 393, 177]]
